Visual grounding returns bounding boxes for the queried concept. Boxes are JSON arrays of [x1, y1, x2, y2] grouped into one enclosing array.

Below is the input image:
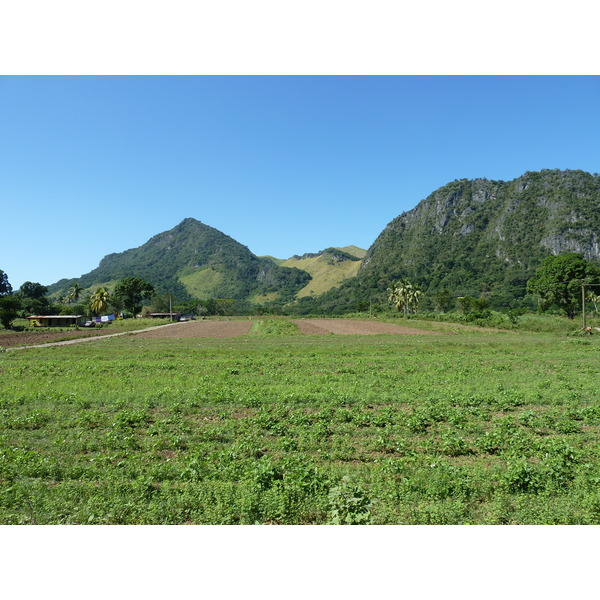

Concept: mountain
[[48, 169, 600, 312], [282, 246, 365, 297], [293, 169, 600, 313], [48, 218, 311, 303]]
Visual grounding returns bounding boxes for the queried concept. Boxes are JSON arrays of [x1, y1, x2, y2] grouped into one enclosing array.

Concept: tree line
[[2, 252, 600, 329], [384, 253, 600, 321], [0, 274, 234, 329]]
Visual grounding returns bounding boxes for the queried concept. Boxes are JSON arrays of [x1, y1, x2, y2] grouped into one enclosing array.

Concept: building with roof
[[149, 312, 182, 321], [27, 315, 86, 327]]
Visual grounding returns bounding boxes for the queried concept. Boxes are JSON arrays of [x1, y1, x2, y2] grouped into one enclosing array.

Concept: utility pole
[[169, 294, 173, 321], [582, 282, 587, 330]]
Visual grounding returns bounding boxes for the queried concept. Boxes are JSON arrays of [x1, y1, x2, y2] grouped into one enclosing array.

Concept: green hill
[[292, 169, 600, 313], [283, 247, 364, 297], [339, 245, 367, 259], [48, 218, 311, 303]]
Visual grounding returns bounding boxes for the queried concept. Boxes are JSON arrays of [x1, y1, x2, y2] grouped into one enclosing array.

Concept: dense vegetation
[[38, 170, 600, 315], [1, 321, 600, 524], [48, 218, 311, 303], [303, 170, 600, 313]]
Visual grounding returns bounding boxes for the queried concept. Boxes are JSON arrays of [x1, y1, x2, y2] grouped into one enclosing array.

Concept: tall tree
[[114, 277, 154, 317], [17, 281, 51, 315], [67, 283, 82, 304], [0, 270, 12, 296], [19, 281, 48, 299], [527, 253, 600, 319], [387, 279, 421, 317], [433, 289, 454, 313], [0, 296, 20, 329], [89, 287, 111, 316]]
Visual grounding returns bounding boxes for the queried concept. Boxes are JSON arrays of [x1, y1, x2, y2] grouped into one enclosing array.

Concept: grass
[[250, 318, 301, 336], [373, 310, 600, 335], [1, 320, 599, 524], [283, 254, 362, 297]]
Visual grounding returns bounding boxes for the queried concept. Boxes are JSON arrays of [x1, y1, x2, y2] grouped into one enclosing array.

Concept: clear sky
[[1, 75, 599, 290]]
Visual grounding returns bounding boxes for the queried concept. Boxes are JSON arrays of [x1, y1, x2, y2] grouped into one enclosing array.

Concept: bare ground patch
[[0, 328, 119, 348], [134, 320, 252, 339], [292, 319, 437, 335]]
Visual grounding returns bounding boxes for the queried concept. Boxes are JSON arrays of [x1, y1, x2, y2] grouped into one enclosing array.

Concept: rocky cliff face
[[359, 169, 600, 301]]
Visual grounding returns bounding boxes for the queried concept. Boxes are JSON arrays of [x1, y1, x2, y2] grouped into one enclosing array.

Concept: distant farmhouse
[[27, 315, 86, 327], [149, 312, 182, 320]]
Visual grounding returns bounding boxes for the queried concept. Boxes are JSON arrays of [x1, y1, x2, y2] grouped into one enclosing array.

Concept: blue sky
[[1, 75, 599, 290]]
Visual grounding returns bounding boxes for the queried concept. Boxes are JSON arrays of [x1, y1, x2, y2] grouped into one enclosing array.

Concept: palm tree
[[406, 284, 423, 314], [67, 283, 82, 305], [387, 279, 422, 317], [587, 290, 600, 314], [89, 287, 111, 316], [387, 279, 409, 317]]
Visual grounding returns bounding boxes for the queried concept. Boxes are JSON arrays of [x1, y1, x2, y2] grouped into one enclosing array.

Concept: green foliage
[[387, 279, 422, 316], [0, 270, 12, 296], [89, 287, 111, 316], [19, 282, 48, 299], [114, 277, 155, 317], [307, 169, 600, 314], [67, 284, 82, 304], [292, 247, 361, 264], [48, 218, 311, 305], [0, 296, 20, 329], [327, 476, 372, 524], [527, 252, 600, 318], [14, 282, 52, 316], [433, 289, 453, 312], [250, 318, 301, 336]]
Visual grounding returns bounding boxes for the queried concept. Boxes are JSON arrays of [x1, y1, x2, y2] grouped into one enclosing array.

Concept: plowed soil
[[0, 328, 115, 348], [293, 319, 435, 335], [3, 318, 436, 348], [134, 320, 253, 339]]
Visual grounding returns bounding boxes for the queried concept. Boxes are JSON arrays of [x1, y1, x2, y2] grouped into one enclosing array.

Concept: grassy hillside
[[260, 256, 286, 266], [283, 247, 364, 297], [284, 255, 362, 297], [339, 245, 367, 259]]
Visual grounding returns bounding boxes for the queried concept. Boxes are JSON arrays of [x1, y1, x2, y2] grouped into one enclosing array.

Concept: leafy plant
[[327, 477, 372, 525]]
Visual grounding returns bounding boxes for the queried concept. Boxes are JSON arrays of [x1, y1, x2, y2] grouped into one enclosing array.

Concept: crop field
[[1, 318, 599, 524]]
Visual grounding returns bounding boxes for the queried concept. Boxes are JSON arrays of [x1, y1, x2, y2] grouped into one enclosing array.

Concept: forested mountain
[[48, 218, 311, 303], [47, 170, 600, 312], [292, 169, 600, 313]]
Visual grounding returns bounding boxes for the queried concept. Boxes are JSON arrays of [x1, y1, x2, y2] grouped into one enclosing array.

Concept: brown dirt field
[[2, 318, 437, 348], [134, 320, 253, 339], [0, 328, 117, 348], [292, 319, 436, 335]]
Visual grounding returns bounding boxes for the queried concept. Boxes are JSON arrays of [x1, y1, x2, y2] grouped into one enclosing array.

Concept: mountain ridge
[[296, 168, 600, 313], [49, 217, 312, 303], [48, 169, 600, 311]]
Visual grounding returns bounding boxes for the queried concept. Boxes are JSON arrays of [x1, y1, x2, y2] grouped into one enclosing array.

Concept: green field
[[1, 319, 600, 524]]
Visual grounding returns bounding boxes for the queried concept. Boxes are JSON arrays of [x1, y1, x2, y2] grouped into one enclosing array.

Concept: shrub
[[327, 476, 372, 524]]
